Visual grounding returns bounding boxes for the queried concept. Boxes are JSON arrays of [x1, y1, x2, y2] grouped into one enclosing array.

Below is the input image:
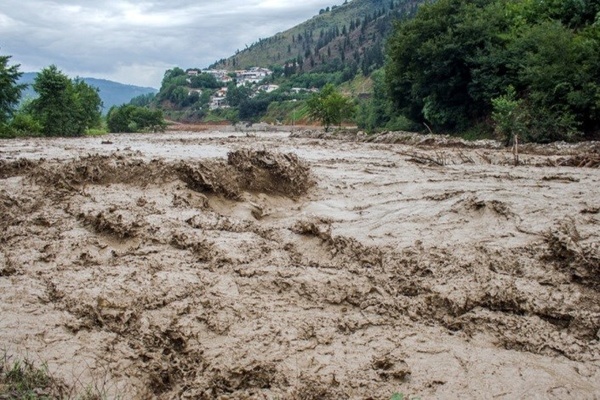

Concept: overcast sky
[[1, 0, 339, 88]]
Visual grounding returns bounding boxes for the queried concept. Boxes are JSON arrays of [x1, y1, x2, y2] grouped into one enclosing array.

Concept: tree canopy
[[384, 0, 600, 142], [0, 53, 26, 126], [307, 83, 355, 131], [107, 104, 166, 133], [30, 65, 103, 136]]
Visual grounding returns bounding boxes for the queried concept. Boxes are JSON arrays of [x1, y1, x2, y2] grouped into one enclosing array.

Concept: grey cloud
[[1, 0, 337, 87]]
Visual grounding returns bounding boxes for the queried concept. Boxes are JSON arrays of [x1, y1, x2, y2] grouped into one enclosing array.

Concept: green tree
[[226, 83, 253, 107], [190, 73, 220, 89], [307, 83, 355, 131], [31, 65, 74, 136], [0, 52, 26, 126], [30, 65, 102, 136], [72, 78, 103, 133], [107, 104, 166, 133], [385, 0, 503, 132], [161, 67, 186, 86], [491, 86, 524, 145]]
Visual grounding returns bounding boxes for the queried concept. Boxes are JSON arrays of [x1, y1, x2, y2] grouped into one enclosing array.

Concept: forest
[[381, 0, 600, 142]]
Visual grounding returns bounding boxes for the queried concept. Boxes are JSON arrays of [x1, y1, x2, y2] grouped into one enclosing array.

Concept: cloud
[[0, 0, 337, 88]]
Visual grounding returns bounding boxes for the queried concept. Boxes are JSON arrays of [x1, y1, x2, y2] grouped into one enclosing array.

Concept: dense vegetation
[[0, 56, 165, 137], [384, 0, 600, 142], [1, 63, 104, 138], [203, 0, 600, 142], [18, 73, 157, 112], [107, 104, 166, 133]]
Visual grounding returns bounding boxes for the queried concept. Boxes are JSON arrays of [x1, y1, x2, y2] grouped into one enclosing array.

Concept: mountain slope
[[19, 73, 157, 113], [210, 0, 425, 75]]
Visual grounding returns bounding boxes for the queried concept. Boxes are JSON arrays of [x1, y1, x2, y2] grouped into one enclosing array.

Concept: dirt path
[[1, 131, 599, 399]]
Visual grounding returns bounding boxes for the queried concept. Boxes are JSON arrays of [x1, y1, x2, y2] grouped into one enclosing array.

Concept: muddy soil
[[1, 130, 599, 399]]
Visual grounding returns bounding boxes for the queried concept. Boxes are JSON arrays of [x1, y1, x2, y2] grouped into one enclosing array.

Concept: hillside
[[210, 0, 424, 76], [18, 73, 157, 113]]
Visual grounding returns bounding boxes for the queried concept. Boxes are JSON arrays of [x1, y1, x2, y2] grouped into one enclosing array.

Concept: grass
[[0, 353, 59, 399], [85, 127, 109, 137], [262, 100, 312, 125], [391, 393, 421, 400], [0, 351, 120, 400]]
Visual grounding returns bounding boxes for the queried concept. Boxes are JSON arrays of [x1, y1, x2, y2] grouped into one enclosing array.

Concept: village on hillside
[[184, 67, 317, 110]]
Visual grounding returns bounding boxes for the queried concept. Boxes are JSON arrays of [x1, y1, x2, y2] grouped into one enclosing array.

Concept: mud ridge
[[0, 158, 40, 179], [288, 218, 600, 362], [24, 150, 315, 201], [544, 218, 600, 290]]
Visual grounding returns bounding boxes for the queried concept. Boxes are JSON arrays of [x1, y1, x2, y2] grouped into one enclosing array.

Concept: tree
[[383, 0, 600, 141], [190, 73, 220, 89], [491, 86, 524, 145], [72, 78, 103, 133], [307, 83, 355, 131], [226, 83, 252, 107], [385, 0, 502, 132], [0, 52, 26, 126], [30, 65, 103, 136], [107, 104, 166, 133]]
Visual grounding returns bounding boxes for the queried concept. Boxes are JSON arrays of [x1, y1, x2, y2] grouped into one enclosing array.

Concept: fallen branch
[[397, 151, 445, 167]]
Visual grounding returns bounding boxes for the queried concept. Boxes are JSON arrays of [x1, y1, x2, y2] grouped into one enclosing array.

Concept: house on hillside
[[204, 69, 229, 82], [210, 88, 229, 110], [236, 67, 273, 85], [258, 84, 279, 93]]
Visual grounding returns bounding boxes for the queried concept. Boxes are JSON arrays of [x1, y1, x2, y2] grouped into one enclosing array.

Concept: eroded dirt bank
[[1, 131, 599, 399]]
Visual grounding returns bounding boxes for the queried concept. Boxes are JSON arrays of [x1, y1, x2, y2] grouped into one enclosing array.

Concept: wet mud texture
[[1, 132, 600, 399]]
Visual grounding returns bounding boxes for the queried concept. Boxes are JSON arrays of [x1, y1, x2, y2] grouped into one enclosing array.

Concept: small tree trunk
[[513, 134, 519, 166]]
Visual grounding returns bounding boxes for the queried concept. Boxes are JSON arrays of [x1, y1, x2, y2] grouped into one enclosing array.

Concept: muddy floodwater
[[1, 129, 599, 399]]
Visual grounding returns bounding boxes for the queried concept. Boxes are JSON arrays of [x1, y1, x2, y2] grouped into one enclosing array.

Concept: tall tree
[[31, 65, 102, 136], [385, 0, 501, 132], [73, 78, 103, 133], [0, 52, 26, 125]]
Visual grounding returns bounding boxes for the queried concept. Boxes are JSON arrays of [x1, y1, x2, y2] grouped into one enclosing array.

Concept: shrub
[[107, 105, 166, 133]]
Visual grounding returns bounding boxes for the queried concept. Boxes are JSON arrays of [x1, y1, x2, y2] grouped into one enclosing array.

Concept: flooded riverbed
[[1, 129, 599, 399]]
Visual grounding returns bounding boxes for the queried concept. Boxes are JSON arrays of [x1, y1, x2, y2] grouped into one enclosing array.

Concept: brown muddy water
[[1, 130, 599, 399]]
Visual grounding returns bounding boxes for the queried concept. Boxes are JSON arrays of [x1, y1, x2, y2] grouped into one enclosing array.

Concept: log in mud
[[1, 129, 599, 399]]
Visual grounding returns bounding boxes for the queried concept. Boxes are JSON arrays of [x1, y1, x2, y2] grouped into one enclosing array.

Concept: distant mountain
[[19, 73, 157, 113], [210, 0, 425, 75]]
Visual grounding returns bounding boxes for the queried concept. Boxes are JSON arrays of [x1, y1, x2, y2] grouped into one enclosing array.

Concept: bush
[[385, 115, 420, 132], [491, 86, 525, 145], [107, 105, 166, 133], [307, 84, 355, 131], [10, 112, 43, 136]]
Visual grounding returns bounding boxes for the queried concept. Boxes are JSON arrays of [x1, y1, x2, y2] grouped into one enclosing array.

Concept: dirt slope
[[1, 131, 599, 399]]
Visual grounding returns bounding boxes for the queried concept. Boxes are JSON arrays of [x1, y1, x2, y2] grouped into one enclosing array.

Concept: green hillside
[[210, 0, 424, 76], [151, 0, 429, 126]]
